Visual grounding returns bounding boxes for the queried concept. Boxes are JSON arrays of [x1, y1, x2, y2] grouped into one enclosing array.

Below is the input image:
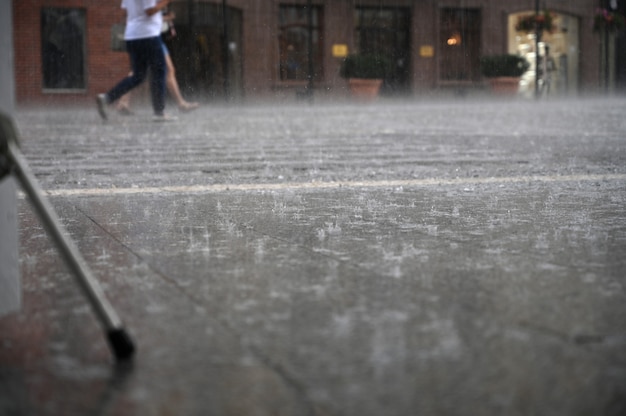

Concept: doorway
[[354, 6, 411, 95], [439, 8, 482, 83], [508, 11, 579, 97], [167, 1, 243, 101]]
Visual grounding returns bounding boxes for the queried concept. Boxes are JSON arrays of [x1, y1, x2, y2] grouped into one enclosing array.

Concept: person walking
[[96, 0, 175, 122], [116, 43, 200, 115], [116, 11, 199, 115]]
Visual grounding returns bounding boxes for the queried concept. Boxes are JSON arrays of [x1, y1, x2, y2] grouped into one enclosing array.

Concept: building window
[[41, 8, 86, 91], [439, 8, 481, 82], [278, 5, 323, 81]]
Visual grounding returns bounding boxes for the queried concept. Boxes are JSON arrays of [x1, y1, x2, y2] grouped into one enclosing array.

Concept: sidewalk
[[2, 98, 626, 415]]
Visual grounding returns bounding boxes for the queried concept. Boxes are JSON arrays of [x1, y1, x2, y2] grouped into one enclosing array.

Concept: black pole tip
[[107, 328, 136, 361]]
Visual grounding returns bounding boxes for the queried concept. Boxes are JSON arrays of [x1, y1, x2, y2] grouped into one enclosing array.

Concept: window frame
[[438, 7, 482, 83], [278, 4, 324, 83], [41, 7, 87, 93]]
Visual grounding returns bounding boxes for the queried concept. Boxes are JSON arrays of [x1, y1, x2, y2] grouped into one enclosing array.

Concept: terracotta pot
[[487, 77, 521, 95], [348, 78, 383, 100]]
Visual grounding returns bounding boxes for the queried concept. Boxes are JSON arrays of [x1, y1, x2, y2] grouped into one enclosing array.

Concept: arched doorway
[[508, 11, 579, 98], [167, 1, 243, 101]]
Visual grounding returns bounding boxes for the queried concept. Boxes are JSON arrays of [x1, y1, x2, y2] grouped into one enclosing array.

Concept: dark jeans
[[106, 36, 166, 115]]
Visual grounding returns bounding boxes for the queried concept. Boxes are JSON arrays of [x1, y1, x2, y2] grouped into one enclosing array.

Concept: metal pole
[[1, 114, 135, 362], [0, 0, 20, 318], [222, 0, 230, 100], [188, 0, 196, 88], [9, 140, 135, 360], [306, 0, 314, 102], [605, 23, 610, 92], [604, 0, 614, 93], [534, 0, 540, 98]]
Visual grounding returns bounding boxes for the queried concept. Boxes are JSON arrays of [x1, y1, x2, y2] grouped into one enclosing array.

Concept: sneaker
[[152, 114, 178, 122], [95, 94, 108, 120]]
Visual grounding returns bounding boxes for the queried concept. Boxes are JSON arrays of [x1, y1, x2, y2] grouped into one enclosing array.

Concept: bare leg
[[115, 57, 199, 115], [116, 72, 134, 115], [165, 54, 198, 112]]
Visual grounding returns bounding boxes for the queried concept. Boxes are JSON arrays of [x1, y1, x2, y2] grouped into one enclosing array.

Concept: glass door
[[355, 6, 411, 95]]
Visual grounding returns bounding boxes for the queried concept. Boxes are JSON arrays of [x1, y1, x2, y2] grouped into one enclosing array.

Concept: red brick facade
[[14, 0, 129, 105], [12, 0, 616, 106]]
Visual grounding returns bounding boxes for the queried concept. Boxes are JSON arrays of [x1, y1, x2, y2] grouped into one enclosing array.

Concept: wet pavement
[[1, 97, 626, 415]]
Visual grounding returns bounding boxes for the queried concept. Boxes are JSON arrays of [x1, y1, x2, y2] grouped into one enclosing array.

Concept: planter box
[[348, 78, 383, 101], [487, 77, 521, 95]]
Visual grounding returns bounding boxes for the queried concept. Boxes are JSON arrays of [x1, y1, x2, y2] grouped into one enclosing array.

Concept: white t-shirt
[[122, 0, 163, 40]]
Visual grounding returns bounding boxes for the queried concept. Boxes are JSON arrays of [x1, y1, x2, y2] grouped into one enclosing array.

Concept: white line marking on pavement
[[29, 173, 626, 197]]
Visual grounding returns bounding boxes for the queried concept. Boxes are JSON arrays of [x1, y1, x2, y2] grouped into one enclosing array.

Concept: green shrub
[[340, 54, 393, 79], [480, 54, 530, 78]]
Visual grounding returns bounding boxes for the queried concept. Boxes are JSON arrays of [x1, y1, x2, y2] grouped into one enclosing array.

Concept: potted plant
[[593, 8, 626, 33], [515, 9, 556, 34], [480, 54, 530, 95], [340, 53, 393, 100]]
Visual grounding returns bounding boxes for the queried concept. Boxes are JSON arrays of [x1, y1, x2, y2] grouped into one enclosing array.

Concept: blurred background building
[[11, 0, 626, 105]]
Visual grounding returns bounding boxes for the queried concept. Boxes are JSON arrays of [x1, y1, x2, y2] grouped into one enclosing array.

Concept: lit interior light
[[447, 32, 462, 46]]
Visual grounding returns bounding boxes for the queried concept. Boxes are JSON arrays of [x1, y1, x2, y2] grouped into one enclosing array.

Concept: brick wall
[[13, 0, 604, 106], [14, 0, 129, 106]]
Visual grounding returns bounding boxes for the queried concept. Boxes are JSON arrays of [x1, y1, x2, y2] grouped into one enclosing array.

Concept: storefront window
[[508, 11, 579, 97], [41, 8, 86, 91], [278, 5, 323, 81], [439, 8, 482, 82]]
